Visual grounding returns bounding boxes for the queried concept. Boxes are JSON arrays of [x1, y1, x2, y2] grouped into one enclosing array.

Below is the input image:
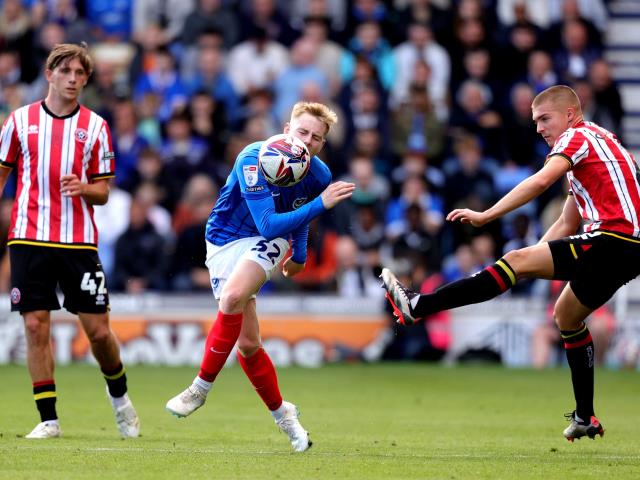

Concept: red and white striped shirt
[[550, 120, 640, 237], [0, 101, 115, 249]]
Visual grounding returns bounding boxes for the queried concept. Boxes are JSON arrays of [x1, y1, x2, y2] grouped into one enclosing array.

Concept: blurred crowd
[[0, 0, 623, 306]]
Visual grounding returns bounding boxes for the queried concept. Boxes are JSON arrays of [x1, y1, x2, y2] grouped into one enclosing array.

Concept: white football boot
[[165, 384, 207, 418], [25, 420, 61, 439], [107, 388, 140, 438], [275, 401, 312, 452]]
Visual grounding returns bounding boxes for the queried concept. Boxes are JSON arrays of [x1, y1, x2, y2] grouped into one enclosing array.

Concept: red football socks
[[237, 348, 283, 411], [198, 311, 243, 382]]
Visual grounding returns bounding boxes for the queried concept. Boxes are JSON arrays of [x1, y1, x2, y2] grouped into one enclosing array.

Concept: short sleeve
[[549, 129, 589, 167], [88, 119, 115, 181], [0, 113, 20, 168]]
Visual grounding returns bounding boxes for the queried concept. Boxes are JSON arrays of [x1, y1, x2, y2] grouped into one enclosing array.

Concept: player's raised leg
[[23, 310, 61, 439], [381, 243, 554, 324], [79, 312, 140, 438], [237, 299, 311, 452], [553, 285, 604, 441], [166, 258, 266, 418]]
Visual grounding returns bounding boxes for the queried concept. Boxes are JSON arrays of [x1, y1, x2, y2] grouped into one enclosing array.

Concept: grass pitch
[[0, 363, 639, 479]]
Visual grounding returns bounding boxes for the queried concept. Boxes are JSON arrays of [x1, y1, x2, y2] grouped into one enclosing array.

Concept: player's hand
[[446, 208, 489, 227], [60, 174, 85, 197], [320, 181, 356, 209], [282, 258, 305, 277]]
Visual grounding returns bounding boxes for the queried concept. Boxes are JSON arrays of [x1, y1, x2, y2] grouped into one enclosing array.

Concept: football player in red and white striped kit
[[382, 84, 640, 441], [0, 43, 139, 439]]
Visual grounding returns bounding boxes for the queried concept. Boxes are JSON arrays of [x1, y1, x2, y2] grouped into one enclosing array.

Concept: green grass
[[0, 363, 639, 479]]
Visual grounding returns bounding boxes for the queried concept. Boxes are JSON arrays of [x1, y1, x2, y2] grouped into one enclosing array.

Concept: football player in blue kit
[[166, 102, 355, 451]]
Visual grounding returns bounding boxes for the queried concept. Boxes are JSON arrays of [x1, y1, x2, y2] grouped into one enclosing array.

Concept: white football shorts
[[205, 236, 290, 300]]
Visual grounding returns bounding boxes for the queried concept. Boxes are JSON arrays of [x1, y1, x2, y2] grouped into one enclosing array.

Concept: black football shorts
[[9, 244, 109, 314], [548, 230, 640, 309]]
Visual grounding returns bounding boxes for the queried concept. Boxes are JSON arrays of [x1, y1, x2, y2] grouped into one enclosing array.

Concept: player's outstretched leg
[[25, 420, 61, 439], [563, 411, 605, 442], [381, 258, 517, 325], [273, 401, 312, 452], [166, 377, 210, 417], [379, 268, 420, 325]]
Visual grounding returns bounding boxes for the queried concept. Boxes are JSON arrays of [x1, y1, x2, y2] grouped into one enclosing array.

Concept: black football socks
[[561, 323, 595, 420]]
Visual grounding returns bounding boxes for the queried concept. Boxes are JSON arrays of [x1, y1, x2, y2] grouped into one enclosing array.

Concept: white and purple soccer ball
[[258, 134, 311, 187]]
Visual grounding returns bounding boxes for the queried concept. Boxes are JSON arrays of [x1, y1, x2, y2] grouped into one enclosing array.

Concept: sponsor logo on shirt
[[28, 125, 39, 135]]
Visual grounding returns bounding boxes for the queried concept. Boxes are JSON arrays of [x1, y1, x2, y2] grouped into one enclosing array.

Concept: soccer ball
[[258, 134, 311, 187]]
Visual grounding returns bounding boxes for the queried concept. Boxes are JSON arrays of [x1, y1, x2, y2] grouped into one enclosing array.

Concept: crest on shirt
[[75, 128, 88, 142], [243, 165, 259, 187], [293, 197, 307, 209], [10, 287, 20, 304]]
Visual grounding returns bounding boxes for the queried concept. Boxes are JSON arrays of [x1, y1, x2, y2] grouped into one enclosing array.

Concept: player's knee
[[23, 314, 49, 342], [502, 250, 525, 278], [86, 325, 112, 345], [219, 288, 247, 313], [237, 338, 261, 357]]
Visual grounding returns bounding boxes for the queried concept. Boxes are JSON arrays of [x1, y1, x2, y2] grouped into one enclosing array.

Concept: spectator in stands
[[185, 45, 240, 125], [169, 174, 217, 291], [386, 175, 443, 241], [86, 0, 133, 41], [393, 0, 452, 46], [299, 15, 345, 97], [442, 133, 496, 211], [589, 59, 624, 136], [497, 0, 551, 30], [288, 0, 347, 38], [273, 37, 329, 123], [391, 82, 445, 163], [495, 23, 540, 87], [388, 202, 441, 271], [335, 235, 381, 298], [112, 98, 149, 189], [0, 0, 37, 80], [133, 0, 194, 46], [226, 24, 289, 97], [343, 0, 396, 44], [524, 50, 558, 94], [390, 21, 450, 118], [238, 0, 299, 46], [112, 183, 171, 292], [390, 150, 444, 196], [180, 0, 239, 50], [333, 152, 389, 234], [133, 47, 188, 123], [341, 20, 395, 92], [188, 90, 231, 166], [553, 19, 601, 84], [94, 180, 132, 280], [344, 81, 387, 151], [547, 0, 607, 48], [450, 80, 505, 161]]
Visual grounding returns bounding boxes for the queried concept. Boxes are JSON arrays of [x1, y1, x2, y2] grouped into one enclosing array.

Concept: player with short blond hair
[[166, 102, 355, 451]]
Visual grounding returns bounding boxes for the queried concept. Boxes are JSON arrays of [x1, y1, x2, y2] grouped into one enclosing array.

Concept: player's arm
[[538, 195, 581, 243], [447, 155, 570, 227], [246, 181, 354, 240], [61, 175, 110, 205]]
